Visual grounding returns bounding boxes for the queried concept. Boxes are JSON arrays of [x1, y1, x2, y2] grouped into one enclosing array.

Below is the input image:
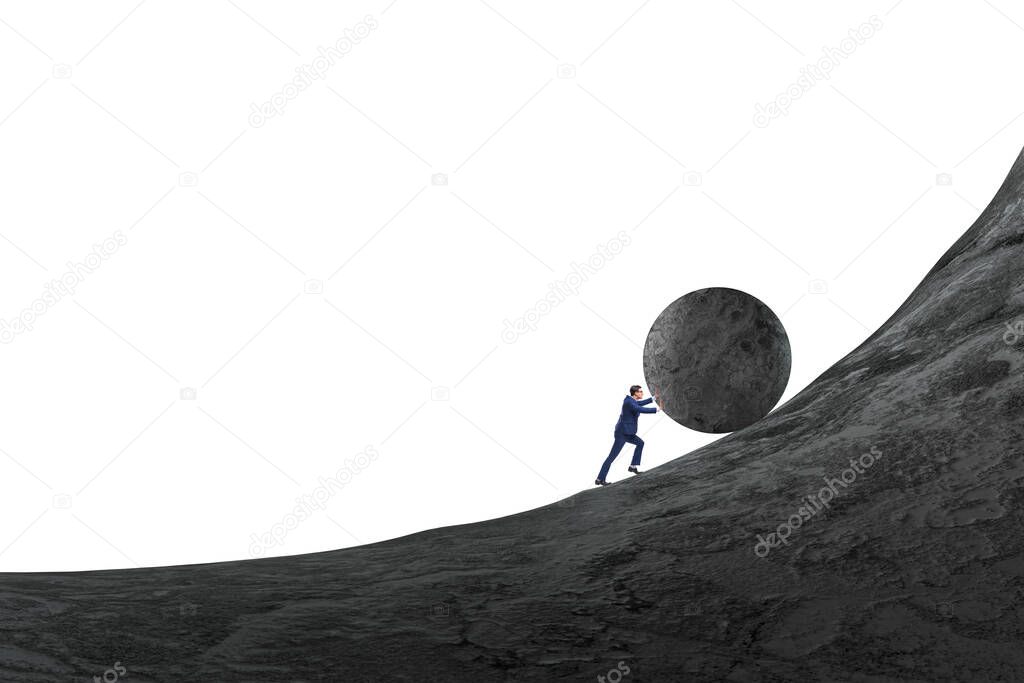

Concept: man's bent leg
[[625, 434, 644, 466], [598, 433, 627, 481]]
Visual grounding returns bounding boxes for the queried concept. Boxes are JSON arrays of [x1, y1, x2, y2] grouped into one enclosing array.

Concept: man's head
[[630, 385, 643, 398]]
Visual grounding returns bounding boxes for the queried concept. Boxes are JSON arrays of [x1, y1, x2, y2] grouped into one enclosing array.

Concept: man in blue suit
[[595, 385, 660, 485]]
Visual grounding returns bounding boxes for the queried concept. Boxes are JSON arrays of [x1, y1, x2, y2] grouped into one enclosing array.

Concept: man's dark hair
[[629, 385, 642, 396]]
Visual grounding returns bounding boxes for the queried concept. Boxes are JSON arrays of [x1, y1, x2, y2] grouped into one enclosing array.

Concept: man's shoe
[[628, 466, 642, 475], [595, 479, 610, 486]]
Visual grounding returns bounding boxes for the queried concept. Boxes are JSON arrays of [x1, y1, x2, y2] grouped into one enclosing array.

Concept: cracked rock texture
[[4, 149, 1024, 681]]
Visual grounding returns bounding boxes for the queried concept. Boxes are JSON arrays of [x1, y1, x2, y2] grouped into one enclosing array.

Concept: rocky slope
[[3, 150, 1024, 681]]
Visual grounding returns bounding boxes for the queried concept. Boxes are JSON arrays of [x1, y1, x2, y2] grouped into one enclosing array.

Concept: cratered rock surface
[[4, 149, 1024, 681], [643, 287, 791, 433]]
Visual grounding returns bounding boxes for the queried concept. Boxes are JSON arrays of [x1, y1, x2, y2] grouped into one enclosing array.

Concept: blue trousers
[[597, 430, 643, 481]]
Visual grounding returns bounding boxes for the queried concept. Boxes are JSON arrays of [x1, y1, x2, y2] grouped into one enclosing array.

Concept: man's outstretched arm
[[627, 397, 658, 414]]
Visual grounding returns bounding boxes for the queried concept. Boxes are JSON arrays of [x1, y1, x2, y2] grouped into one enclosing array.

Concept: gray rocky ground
[[4, 149, 1024, 681]]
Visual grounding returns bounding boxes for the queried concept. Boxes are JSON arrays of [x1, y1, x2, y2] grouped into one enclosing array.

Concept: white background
[[0, 0, 1021, 571]]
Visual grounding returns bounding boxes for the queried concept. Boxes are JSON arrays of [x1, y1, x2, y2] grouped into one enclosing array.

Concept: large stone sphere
[[643, 287, 791, 433]]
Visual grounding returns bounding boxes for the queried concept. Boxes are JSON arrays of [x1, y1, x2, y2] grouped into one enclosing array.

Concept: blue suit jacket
[[614, 395, 657, 435]]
